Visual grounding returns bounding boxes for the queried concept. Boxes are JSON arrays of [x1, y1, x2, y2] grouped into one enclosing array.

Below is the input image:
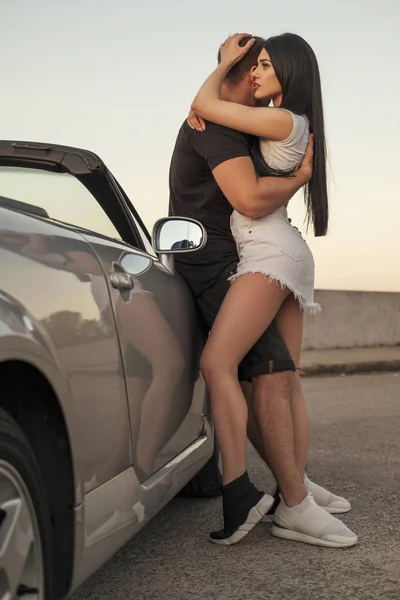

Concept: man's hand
[[296, 134, 314, 185]]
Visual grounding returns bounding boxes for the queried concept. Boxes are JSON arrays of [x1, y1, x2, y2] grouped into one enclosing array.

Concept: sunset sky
[[2, 0, 399, 291]]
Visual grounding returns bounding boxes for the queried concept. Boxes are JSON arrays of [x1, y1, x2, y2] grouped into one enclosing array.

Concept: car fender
[[0, 289, 84, 505]]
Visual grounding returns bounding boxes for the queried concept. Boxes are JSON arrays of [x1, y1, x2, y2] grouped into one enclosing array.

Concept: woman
[[190, 33, 357, 547]]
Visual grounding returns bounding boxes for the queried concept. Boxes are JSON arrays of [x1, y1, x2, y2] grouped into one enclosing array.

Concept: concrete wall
[[302, 290, 400, 350]]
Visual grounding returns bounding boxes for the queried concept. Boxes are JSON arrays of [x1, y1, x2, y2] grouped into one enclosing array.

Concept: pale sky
[[2, 0, 399, 292]]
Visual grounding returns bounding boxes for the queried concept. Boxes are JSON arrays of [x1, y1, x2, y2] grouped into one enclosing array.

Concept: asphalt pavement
[[72, 372, 400, 600]]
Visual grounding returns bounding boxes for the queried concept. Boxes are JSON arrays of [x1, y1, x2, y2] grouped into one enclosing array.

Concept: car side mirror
[[152, 217, 206, 253], [152, 217, 207, 273]]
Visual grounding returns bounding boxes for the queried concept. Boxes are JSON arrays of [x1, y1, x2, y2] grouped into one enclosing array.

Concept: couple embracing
[[169, 32, 357, 548]]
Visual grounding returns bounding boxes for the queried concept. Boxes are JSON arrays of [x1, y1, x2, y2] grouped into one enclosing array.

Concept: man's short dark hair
[[217, 35, 265, 85]]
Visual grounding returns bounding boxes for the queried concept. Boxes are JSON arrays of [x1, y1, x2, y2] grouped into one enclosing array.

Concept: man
[[169, 35, 356, 548]]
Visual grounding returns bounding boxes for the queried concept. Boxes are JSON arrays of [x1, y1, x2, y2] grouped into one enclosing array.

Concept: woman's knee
[[200, 346, 236, 382], [199, 347, 216, 381]]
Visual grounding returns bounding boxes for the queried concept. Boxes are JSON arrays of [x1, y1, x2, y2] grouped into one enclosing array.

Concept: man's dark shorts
[[197, 262, 296, 382]]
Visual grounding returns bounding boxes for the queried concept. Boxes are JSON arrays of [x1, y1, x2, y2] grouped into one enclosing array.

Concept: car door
[[0, 175, 132, 495], [84, 234, 205, 480], [0, 141, 207, 483]]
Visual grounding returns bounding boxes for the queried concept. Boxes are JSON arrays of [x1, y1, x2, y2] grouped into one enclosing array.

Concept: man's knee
[[252, 370, 291, 398]]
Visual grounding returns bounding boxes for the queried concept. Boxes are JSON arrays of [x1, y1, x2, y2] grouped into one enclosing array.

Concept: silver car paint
[[0, 203, 213, 594], [0, 208, 132, 497], [73, 418, 212, 589]]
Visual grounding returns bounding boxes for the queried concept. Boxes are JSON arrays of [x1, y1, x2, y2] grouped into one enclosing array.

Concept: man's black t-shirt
[[169, 121, 251, 298]]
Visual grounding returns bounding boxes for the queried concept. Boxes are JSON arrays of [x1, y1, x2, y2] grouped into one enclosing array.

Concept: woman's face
[[251, 49, 283, 106]]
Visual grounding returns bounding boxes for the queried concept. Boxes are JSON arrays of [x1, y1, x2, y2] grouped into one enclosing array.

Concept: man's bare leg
[[245, 368, 357, 547], [243, 375, 309, 477], [250, 371, 306, 506], [242, 378, 301, 517], [242, 381, 270, 467]]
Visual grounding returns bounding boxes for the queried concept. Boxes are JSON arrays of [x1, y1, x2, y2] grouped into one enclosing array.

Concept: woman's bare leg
[[275, 295, 309, 477], [200, 273, 290, 486]]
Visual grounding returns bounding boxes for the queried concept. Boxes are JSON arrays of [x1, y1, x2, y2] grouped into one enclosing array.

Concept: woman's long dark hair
[[252, 33, 328, 237]]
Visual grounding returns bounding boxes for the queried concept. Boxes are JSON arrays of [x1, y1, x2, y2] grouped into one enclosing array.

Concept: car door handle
[[109, 262, 134, 291]]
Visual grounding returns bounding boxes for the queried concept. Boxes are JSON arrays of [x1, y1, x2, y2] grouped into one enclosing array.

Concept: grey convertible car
[[0, 141, 221, 600]]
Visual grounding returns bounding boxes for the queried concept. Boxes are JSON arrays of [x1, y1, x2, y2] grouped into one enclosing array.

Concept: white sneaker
[[271, 493, 358, 548], [304, 474, 351, 514]]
